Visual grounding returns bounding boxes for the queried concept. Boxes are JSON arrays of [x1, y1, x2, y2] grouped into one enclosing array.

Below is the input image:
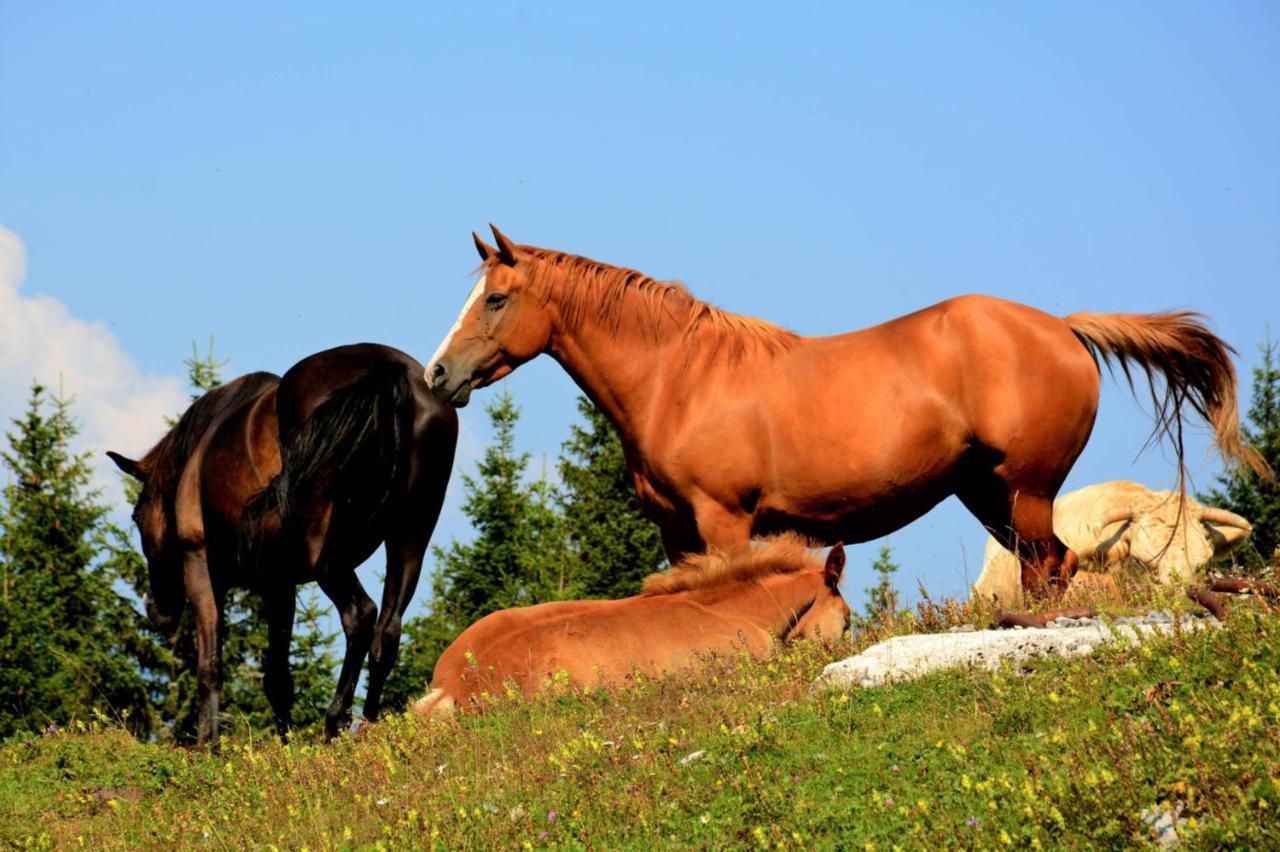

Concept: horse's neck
[[545, 301, 688, 454], [698, 573, 820, 632]]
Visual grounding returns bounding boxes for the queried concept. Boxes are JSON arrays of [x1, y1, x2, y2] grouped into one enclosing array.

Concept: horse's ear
[[824, 542, 846, 589], [489, 224, 520, 266], [107, 451, 147, 482], [473, 231, 497, 262]]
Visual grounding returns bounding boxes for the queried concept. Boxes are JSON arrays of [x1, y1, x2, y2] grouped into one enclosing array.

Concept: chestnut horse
[[414, 535, 849, 715], [425, 226, 1267, 597], [109, 344, 457, 744]]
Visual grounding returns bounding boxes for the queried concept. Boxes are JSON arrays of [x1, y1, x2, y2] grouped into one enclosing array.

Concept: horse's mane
[[641, 533, 825, 596], [140, 371, 279, 496], [497, 246, 799, 363]]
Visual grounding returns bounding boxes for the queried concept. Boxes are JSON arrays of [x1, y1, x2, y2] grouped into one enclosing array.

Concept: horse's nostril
[[430, 362, 447, 384]]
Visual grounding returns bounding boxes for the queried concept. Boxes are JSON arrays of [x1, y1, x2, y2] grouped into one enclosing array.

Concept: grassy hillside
[[2, 608, 1277, 849]]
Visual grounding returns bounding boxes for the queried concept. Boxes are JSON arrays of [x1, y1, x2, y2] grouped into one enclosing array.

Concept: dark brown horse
[[109, 344, 457, 744], [425, 226, 1268, 598]]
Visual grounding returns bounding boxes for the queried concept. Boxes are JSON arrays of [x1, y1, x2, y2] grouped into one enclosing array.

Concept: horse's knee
[[340, 596, 377, 638], [692, 502, 751, 551]]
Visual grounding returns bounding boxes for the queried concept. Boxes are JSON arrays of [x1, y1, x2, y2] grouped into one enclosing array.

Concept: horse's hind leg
[[363, 411, 454, 723], [957, 472, 1078, 599], [262, 583, 297, 740], [362, 526, 429, 723], [318, 569, 377, 739]]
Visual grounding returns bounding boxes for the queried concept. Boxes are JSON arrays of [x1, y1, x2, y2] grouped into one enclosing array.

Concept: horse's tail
[[240, 361, 416, 562], [411, 688, 456, 718], [1065, 311, 1272, 482]]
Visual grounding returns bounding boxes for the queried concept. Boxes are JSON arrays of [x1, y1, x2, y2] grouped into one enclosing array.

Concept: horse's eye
[[485, 292, 508, 310]]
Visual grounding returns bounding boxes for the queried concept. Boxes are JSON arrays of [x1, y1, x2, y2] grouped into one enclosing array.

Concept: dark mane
[[640, 533, 824, 596], [140, 372, 279, 497], [494, 246, 799, 363]]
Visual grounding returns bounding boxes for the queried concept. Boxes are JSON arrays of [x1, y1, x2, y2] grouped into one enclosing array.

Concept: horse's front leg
[[262, 584, 297, 740], [691, 498, 754, 552], [184, 548, 223, 747], [659, 523, 702, 565]]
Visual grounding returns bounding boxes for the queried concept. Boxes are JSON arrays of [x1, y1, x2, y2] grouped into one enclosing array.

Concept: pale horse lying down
[[971, 481, 1253, 607], [414, 535, 850, 717]]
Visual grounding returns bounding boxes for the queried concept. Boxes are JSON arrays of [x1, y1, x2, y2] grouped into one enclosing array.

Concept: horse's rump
[[239, 357, 416, 562]]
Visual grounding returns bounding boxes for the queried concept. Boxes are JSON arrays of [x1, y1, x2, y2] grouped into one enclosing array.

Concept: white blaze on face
[[428, 275, 486, 376]]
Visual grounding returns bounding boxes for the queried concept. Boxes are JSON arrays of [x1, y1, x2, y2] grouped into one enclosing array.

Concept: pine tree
[[0, 384, 164, 739], [1200, 336, 1280, 569], [184, 338, 227, 402], [853, 544, 901, 628], [557, 395, 667, 598]]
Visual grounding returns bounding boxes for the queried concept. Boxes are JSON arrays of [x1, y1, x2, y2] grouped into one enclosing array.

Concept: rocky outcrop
[[812, 615, 1218, 691]]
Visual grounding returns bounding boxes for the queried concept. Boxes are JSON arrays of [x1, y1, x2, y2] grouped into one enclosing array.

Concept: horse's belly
[[754, 456, 963, 543]]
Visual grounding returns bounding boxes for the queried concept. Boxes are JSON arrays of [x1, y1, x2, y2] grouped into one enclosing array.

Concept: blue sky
[[2, 2, 1278, 615]]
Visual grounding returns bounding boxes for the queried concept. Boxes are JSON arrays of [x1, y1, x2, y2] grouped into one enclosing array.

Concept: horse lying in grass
[[424, 226, 1270, 600], [413, 535, 850, 716], [973, 480, 1254, 607], [110, 344, 457, 744]]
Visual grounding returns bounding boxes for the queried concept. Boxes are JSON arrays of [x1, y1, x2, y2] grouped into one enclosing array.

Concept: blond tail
[[1066, 310, 1272, 481], [410, 688, 456, 718]]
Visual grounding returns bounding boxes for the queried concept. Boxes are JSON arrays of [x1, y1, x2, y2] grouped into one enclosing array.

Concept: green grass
[[2, 608, 1278, 849]]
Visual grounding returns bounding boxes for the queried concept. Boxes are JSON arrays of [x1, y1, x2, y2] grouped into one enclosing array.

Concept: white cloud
[[0, 226, 187, 502]]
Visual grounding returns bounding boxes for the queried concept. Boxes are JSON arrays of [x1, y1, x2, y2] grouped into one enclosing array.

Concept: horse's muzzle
[[447, 383, 472, 407], [424, 362, 473, 407]]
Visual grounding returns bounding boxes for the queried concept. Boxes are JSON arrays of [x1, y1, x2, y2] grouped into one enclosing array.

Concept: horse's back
[[430, 599, 619, 701], [275, 343, 420, 426], [429, 594, 769, 709], [666, 294, 1105, 543]]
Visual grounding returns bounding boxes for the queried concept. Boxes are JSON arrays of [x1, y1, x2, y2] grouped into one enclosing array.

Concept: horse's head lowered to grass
[[107, 450, 184, 633], [107, 372, 281, 634]]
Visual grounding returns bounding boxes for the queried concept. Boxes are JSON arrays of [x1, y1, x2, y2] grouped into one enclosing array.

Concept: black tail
[[240, 362, 415, 564]]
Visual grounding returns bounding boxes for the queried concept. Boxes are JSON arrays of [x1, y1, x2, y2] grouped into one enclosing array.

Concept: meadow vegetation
[[3, 592, 1277, 849]]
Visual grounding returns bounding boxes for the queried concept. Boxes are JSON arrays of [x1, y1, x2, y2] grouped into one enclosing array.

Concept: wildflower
[[966, 817, 980, 827], [891, 764, 900, 773], [884, 797, 895, 807], [539, 831, 548, 840], [701, 813, 711, 825], [548, 811, 557, 822]]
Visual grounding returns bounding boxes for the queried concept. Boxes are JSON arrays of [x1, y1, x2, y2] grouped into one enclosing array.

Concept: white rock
[[812, 621, 1218, 691], [678, 749, 708, 766]]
